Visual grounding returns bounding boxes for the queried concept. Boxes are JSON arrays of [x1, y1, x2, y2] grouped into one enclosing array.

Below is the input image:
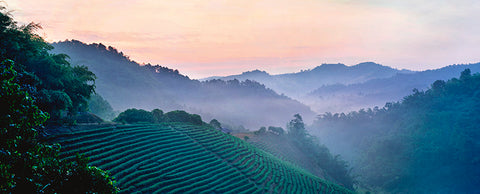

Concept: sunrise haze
[[8, 0, 480, 78]]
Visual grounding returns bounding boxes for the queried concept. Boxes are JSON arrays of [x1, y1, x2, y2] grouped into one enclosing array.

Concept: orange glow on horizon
[[9, 0, 480, 78]]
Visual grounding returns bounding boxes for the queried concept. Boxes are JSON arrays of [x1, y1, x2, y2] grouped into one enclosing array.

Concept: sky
[[8, 0, 480, 79]]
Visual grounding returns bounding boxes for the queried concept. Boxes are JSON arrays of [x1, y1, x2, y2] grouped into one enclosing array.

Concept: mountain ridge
[[202, 62, 412, 99], [51, 40, 315, 129], [305, 62, 480, 113], [203, 61, 480, 114], [202, 62, 412, 80]]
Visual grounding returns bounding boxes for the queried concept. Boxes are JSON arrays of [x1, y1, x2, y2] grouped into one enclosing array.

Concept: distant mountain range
[[202, 62, 412, 99], [204, 62, 480, 113], [304, 63, 480, 113], [51, 40, 314, 129]]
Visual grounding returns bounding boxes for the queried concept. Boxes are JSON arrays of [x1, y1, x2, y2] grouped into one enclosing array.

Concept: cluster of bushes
[[254, 126, 285, 135], [113, 108, 203, 125]]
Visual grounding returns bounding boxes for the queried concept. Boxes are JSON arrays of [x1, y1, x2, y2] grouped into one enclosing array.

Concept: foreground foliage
[[0, 6, 95, 121], [0, 60, 117, 193]]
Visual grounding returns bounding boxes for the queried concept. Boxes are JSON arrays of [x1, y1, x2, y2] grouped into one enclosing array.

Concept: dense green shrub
[[268, 126, 284, 135], [164, 110, 203, 125], [209, 119, 222, 130], [152, 108, 165, 123], [113, 108, 155, 124], [113, 109, 204, 125], [254, 127, 267, 135]]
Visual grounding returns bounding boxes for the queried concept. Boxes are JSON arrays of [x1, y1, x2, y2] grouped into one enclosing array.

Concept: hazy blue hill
[[224, 69, 271, 80], [203, 62, 408, 99], [201, 70, 271, 82], [51, 40, 315, 129], [306, 62, 480, 113], [51, 40, 187, 111]]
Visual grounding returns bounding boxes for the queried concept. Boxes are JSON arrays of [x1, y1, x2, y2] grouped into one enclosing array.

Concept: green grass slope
[[45, 123, 352, 193]]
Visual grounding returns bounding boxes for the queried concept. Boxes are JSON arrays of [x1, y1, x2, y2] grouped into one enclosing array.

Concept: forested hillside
[[247, 114, 355, 190], [310, 69, 480, 193], [52, 40, 315, 129]]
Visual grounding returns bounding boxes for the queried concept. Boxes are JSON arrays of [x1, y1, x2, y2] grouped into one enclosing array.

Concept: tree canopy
[[113, 108, 155, 124], [209, 119, 222, 130], [287, 114, 307, 138], [0, 6, 96, 121], [88, 93, 116, 121]]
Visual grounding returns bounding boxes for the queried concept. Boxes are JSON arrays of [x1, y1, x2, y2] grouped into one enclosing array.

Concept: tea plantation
[[248, 133, 326, 177], [45, 123, 352, 193]]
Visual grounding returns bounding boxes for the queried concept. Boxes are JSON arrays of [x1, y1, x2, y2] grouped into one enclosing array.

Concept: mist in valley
[[49, 40, 480, 193], [5, 1, 480, 193], [51, 40, 316, 130]]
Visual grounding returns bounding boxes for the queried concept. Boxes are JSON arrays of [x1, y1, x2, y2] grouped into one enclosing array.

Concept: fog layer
[[52, 40, 315, 129]]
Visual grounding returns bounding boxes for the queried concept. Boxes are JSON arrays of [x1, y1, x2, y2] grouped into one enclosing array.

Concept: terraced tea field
[[46, 123, 352, 193], [249, 133, 312, 168], [248, 133, 331, 181]]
